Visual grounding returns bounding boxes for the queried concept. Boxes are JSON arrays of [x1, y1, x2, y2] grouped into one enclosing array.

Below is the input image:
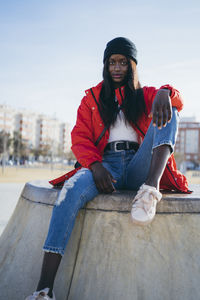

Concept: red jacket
[[50, 81, 191, 193]]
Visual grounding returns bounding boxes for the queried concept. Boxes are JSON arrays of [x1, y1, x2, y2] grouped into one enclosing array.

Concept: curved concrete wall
[[0, 181, 200, 300]]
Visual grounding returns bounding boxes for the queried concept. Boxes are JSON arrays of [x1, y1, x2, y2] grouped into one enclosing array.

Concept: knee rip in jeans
[[55, 168, 88, 206]]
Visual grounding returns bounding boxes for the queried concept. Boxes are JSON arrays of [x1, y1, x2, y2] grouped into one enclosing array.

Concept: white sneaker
[[131, 184, 162, 225], [25, 287, 56, 300]]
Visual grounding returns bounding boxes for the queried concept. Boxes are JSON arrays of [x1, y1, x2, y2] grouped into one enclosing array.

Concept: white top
[[108, 109, 138, 143]]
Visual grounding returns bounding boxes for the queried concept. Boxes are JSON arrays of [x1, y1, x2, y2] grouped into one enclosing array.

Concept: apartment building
[[15, 111, 38, 149], [0, 105, 16, 135], [60, 122, 71, 154], [175, 117, 200, 162], [36, 116, 70, 153], [0, 104, 71, 154]]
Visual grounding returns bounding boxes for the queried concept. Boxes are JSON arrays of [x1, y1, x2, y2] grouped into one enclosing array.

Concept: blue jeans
[[43, 108, 179, 256]]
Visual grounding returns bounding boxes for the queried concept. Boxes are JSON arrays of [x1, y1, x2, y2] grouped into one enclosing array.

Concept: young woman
[[26, 37, 190, 300]]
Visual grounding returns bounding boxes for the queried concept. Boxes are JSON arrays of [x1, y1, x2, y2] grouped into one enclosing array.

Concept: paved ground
[[0, 165, 72, 183], [0, 183, 25, 235], [0, 166, 73, 236]]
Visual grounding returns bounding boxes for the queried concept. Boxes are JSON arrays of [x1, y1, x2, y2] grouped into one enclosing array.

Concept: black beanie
[[103, 37, 137, 64]]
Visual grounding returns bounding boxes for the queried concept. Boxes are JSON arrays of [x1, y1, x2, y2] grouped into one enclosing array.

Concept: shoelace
[[132, 185, 162, 214], [133, 193, 156, 214], [31, 288, 50, 300]]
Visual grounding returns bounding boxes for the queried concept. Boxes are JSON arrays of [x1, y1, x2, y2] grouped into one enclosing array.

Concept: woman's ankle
[[47, 288, 53, 298], [37, 282, 52, 292], [144, 180, 159, 190]]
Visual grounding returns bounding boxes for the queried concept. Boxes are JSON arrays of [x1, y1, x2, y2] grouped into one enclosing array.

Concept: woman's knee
[[55, 168, 97, 207]]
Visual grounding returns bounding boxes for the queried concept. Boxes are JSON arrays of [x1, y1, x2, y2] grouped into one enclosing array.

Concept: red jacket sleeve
[[71, 96, 102, 168], [143, 84, 184, 116]]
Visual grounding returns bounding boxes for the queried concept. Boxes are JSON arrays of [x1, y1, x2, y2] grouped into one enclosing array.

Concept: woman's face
[[108, 54, 128, 87]]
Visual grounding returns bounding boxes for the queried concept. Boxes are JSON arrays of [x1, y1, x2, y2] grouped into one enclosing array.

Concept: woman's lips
[[112, 74, 123, 78]]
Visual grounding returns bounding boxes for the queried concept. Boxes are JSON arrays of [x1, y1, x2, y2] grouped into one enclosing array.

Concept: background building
[[0, 104, 71, 159], [2, 104, 200, 167], [0, 105, 16, 135], [15, 111, 38, 150], [175, 117, 200, 168]]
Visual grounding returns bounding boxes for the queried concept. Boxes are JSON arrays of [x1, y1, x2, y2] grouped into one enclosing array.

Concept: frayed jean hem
[[152, 141, 174, 154], [43, 246, 65, 256]]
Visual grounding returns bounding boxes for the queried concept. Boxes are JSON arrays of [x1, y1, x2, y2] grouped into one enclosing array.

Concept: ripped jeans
[[43, 108, 179, 256]]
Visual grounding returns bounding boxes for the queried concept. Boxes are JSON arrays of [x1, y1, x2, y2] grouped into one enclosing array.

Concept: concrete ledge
[[0, 181, 200, 300], [87, 186, 200, 213], [23, 181, 199, 213]]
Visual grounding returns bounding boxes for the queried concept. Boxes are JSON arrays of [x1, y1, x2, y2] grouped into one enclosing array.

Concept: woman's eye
[[109, 60, 127, 65]]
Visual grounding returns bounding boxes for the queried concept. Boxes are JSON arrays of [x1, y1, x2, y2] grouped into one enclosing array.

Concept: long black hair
[[98, 57, 145, 128]]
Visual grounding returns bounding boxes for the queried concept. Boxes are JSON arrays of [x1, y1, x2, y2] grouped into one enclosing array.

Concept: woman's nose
[[114, 63, 120, 70]]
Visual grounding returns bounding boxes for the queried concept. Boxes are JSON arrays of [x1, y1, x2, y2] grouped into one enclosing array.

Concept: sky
[[0, 0, 200, 128]]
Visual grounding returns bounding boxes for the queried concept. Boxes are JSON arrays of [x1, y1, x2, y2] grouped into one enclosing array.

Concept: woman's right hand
[[90, 161, 116, 193]]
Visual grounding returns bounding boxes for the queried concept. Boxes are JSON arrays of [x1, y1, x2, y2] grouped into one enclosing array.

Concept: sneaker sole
[[130, 214, 155, 226]]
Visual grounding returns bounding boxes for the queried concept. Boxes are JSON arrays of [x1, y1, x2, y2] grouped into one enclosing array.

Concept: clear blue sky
[[0, 0, 200, 127]]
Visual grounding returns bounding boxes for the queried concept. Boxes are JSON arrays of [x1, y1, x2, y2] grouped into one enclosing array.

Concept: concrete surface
[[0, 181, 200, 300], [0, 183, 24, 235]]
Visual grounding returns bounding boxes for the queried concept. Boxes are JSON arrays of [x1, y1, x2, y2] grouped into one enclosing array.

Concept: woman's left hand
[[149, 89, 172, 129]]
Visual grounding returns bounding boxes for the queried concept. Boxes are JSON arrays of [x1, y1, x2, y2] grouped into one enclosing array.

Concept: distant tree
[[30, 148, 43, 160], [66, 150, 75, 162], [40, 144, 51, 157], [57, 144, 64, 158], [0, 130, 11, 154], [12, 131, 28, 161]]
